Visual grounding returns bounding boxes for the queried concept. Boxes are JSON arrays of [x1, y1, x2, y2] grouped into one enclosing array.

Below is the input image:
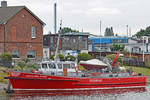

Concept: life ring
[[132, 72, 137, 76], [75, 66, 79, 72]]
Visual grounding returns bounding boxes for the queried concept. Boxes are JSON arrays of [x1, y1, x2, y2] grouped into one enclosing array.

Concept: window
[[31, 26, 36, 38], [78, 36, 82, 42], [71, 63, 75, 69], [12, 50, 20, 58], [42, 63, 47, 69], [27, 50, 36, 58], [48, 63, 56, 69], [50, 37, 53, 43], [11, 26, 16, 40], [57, 63, 62, 69]]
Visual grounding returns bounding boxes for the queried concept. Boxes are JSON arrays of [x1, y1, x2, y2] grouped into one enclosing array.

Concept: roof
[[44, 32, 90, 36], [0, 6, 45, 25], [63, 32, 90, 36]]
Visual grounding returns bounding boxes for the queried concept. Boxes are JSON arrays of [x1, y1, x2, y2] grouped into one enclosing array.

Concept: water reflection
[[0, 87, 149, 100]]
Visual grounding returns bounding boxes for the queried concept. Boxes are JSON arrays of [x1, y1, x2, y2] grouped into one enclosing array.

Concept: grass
[[0, 67, 9, 84], [125, 66, 150, 76]]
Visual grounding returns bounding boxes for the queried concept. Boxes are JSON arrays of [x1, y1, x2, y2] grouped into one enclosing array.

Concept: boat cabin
[[38, 61, 77, 74]]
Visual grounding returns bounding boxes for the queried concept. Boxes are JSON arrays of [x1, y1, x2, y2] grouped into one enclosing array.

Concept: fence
[[123, 58, 145, 67]]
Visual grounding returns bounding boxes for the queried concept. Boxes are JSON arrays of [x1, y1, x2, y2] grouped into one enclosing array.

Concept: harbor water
[[0, 85, 150, 100]]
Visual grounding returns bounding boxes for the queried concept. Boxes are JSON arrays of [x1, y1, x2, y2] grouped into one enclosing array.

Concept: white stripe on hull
[[14, 86, 146, 91]]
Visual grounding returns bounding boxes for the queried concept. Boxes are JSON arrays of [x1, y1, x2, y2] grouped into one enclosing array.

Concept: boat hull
[[6, 71, 146, 93]]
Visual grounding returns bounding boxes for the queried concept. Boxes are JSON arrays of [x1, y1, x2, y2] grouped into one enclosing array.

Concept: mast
[[99, 20, 102, 59], [54, 20, 62, 61]]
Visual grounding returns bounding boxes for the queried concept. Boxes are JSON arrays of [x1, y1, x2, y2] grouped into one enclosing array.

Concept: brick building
[[0, 1, 45, 61]]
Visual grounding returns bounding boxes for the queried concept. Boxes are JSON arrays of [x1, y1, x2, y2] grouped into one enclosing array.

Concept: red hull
[[6, 71, 146, 93]]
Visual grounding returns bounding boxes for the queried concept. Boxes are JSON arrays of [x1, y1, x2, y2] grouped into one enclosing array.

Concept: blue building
[[88, 37, 128, 51]]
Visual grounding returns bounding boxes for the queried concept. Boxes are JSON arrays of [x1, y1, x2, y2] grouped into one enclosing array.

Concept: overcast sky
[[3, 0, 150, 36]]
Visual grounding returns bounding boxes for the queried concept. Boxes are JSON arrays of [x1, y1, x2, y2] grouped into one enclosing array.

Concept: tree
[[77, 53, 91, 62], [104, 27, 114, 36], [59, 27, 79, 34], [110, 44, 125, 52], [135, 26, 150, 38]]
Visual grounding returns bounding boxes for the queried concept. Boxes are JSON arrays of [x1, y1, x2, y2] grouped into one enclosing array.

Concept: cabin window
[[42, 63, 47, 69], [71, 63, 75, 69], [48, 63, 56, 69], [12, 50, 20, 58], [27, 50, 36, 59], [57, 63, 62, 69], [68, 64, 71, 69], [31, 26, 36, 38]]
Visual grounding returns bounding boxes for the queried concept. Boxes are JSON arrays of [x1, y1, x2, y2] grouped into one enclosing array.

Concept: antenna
[[54, 3, 57, 34], [126, 25, 128, 37]]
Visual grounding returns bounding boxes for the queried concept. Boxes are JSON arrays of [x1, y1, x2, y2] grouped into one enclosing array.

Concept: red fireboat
[[5, 70, 146, 94], [5, 51, 146, 93]]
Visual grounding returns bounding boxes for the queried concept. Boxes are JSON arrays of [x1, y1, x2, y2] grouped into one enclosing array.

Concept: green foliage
[[22, 58, 30, 63], [125, 66, 150, 76], [110, 44, 125, 52], [106, 54, 122, 64], [17, 61, 26, 70], [65, 55, 76, 61], [0, 67, 8, 83], [77, 53, 91, 62], [26, 62, 38, 70], [50, 55, 55, 60], [104, 27, 114, 36], [78, 64, 86, 71], [14, 60, 38, 71], [58, 54, 64, 61], [59, 27, 79, 34], [130, 55, 138, 58], [146, 62, 150, 68], [0, 53, 12, 61], [135, 26, 150, 38]]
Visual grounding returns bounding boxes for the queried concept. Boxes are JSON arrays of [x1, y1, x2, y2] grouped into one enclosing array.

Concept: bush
[[50, 55, 55, 60], [22, 58, 30, 63], [77, 53, 91, 62], [65, 55, 76, 61], [15, 60, 38, 71], [0, 53, 12, 67], [58, 54, 64, 61], [0, 53, 12, 61], [26, 62, 38, 70]]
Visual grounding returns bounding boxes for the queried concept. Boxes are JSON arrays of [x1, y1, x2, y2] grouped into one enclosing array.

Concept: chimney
[[1, 1, 7, 7]]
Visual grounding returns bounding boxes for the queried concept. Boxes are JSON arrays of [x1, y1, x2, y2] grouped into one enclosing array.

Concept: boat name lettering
[[89, 80, 102, 82], [24, 75, 47, 78]]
